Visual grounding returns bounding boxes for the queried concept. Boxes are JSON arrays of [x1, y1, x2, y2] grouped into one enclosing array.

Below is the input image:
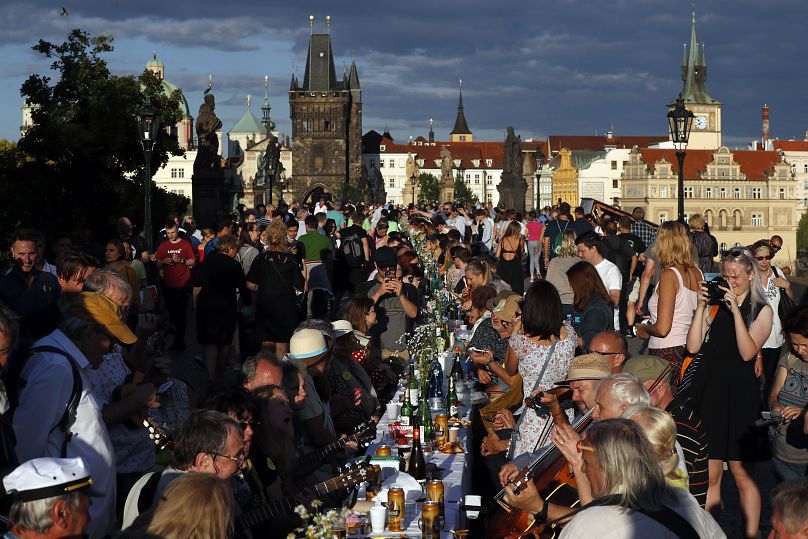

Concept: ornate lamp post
[[264, 139, 280, 205], [534, 148, 545, 211], [667, 94, 694, 222], [136, 97, 160, 251], [456, 164, 465, 202]]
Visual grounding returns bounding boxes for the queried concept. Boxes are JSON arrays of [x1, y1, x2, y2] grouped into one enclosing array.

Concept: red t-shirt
[[526, 221, 544, 241], [155, 239, 195, 287]]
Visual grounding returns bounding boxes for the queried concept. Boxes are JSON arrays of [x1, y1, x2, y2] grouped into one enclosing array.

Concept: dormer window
[[486, 159, 492, 166], [380, 145, 386, 152]]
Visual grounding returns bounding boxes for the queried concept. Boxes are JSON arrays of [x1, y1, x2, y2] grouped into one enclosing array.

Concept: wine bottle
[[408, 362, 420, 410], [449, 346, 463, 381], [447, 377, 459, 420], [419, 390, 433, 442], [401, 388, 412, 426], [408, 415, 426, 484]]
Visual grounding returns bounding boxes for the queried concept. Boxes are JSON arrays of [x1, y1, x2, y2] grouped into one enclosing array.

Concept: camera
[[706, 276, 729, 305]]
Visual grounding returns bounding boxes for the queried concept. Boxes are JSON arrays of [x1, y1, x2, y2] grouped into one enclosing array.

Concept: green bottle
[[446, 377, 459, 420], [419, 390, 433, 442], [401, 388, 412, 426]]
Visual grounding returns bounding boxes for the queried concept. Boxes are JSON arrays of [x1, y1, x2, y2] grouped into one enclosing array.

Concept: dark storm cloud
[[1, 0, 806, 144]]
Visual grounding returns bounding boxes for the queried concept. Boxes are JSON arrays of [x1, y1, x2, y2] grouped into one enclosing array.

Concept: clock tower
[[669, 10, 721, 150]]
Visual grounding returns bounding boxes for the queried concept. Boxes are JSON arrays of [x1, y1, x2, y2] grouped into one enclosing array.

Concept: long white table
[[363, 387, 476, 538]]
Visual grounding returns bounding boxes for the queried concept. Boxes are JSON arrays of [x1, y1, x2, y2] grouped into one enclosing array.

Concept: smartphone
[[761, 411, 772, 420], [383, 267, 396, 280]]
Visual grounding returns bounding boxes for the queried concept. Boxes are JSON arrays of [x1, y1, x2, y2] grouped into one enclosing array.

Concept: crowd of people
[[0, 197, 804, 538]]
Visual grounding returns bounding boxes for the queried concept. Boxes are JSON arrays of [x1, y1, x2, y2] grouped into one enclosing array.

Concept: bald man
[[588, 331, 628, 373]]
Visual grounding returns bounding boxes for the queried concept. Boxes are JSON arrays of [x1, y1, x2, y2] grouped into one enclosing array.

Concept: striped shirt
[[667, 398, 709, 507]]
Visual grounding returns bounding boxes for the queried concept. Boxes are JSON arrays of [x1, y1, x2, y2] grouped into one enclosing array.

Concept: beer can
[[420, 501, 441, 538], [434, 415, 448, 447], [387, 487, 405, 532], [426, 479, 445, 517]]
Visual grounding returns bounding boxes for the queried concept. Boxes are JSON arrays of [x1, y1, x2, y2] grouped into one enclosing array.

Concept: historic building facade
[[288, 28, 362, 203], [620, 146, 797, 260]]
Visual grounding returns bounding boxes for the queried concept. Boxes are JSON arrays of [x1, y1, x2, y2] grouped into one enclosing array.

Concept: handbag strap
[[507, 338, 558, 459]]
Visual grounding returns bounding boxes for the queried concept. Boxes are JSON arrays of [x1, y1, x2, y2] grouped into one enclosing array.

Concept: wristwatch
[[485, 357, 495, 369]]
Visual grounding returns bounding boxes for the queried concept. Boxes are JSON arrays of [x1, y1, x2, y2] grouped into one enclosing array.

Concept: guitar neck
[[237, 471, 354, 529], [299, 438, 348, 468]]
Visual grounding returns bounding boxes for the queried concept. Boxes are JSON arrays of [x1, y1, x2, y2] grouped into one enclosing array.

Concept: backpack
[[551, 220, 570, 256], [341, 231, 365, 268], [5, 345, 82, 458]]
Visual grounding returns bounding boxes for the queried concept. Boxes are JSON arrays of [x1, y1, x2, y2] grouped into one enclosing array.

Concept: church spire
[[678, 7, 720, 105], [450, 79, 472, 141]]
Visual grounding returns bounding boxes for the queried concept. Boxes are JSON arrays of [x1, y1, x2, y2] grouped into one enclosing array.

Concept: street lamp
[[667, 93, 694, 222], [534, 147, 545, 211], [136, 97, 160, 251], [456, 164, 465, 202]]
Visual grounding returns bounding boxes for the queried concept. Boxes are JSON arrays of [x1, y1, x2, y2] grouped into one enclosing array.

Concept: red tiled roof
[[638, 149, 782, 181], [377, 139, 549, 170], [548, 135, 668, 152], [773, 140, 808, 152]]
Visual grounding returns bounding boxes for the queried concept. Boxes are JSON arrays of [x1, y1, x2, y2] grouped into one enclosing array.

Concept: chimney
[[762, 104, 770, 149]]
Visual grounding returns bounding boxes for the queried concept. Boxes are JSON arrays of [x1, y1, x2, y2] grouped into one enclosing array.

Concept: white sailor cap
[[3, 457, 98, 502]]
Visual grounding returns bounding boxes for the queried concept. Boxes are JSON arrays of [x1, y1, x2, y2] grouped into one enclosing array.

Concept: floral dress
[[509, 325, 577, 457]]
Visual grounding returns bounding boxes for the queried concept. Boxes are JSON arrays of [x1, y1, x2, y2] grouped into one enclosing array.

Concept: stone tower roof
[[677, 10, 721, 106], [302, 33, 338, 92]]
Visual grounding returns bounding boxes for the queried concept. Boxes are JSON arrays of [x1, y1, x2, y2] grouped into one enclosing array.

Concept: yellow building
[[551, 148, 579, 205]]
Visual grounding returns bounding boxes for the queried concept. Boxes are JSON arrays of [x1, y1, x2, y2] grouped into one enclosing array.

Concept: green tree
[[2, 29, 188, 243], [417, 172, 439, 205], [798, 211, 808, 251], [454, 178, 479, 205]]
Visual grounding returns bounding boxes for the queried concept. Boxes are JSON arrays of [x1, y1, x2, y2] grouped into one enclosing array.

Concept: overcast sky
[[1, 0, 805, 148]]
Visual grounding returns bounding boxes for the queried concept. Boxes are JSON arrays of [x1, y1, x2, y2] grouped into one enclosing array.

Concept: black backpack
[[5, 345, 83, 458], [341, 231, 365, 268]]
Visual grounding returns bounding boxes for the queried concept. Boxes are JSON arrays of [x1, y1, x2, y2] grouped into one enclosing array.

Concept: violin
[[486, 365, 673, 538], [486, 388, 592, 538]]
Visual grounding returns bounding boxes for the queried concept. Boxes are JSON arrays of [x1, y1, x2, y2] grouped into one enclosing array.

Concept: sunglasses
[[755, 255, 773, 261]]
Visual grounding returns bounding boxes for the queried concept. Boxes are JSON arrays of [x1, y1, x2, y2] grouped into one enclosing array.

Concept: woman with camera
[[635, 221, 702, 389], [686, 248, 773, 538]]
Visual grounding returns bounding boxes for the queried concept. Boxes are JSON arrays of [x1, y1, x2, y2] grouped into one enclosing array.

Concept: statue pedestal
[[403, 176, 419, 205], [497, 172, 527, 211], [440, 177, 454, 204], [192, 169, 228, 228]]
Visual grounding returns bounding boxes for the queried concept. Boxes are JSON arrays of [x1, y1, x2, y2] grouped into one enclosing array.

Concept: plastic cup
[[370, 505, 387, 533], [464, 495, 481, 519], [387, 402, 401, 421], [448, 427, 459, 443]]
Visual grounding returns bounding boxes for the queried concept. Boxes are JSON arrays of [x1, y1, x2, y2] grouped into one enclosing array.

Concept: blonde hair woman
[[623, 405, 689, 491], [246, 220, 305, 356], [545, 230, 580, 316], [636, 221, 702, 388], [146, 473, 235, 538]]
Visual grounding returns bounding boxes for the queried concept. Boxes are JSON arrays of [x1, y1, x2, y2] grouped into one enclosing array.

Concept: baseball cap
[[488, 294, 522, 323], [69, 292, 137, 345], [555, 353, 612, 385], [4, 457, 100, 502], [374, 246, 398, 268], [622, 355, 670, 384]]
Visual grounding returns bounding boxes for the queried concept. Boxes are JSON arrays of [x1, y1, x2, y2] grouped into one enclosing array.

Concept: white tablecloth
[[365, 387, 474, 538]]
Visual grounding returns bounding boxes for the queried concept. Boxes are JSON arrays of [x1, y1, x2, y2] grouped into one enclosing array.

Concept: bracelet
[[486, 357, 495, 369]]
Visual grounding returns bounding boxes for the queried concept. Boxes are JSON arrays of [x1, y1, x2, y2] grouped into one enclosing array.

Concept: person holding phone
[[356, 247, 419, 369]]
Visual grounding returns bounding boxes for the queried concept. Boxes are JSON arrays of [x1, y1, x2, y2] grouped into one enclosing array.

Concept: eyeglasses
[[214, 452, 246, 466], [576, 440, 594, 453], [755, 255, 773, 261], [238, 419, 255, 430], [771, 244, 781, 252]]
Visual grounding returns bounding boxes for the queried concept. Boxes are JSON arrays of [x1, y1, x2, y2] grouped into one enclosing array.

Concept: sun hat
[[555, 353, 612, 385]]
